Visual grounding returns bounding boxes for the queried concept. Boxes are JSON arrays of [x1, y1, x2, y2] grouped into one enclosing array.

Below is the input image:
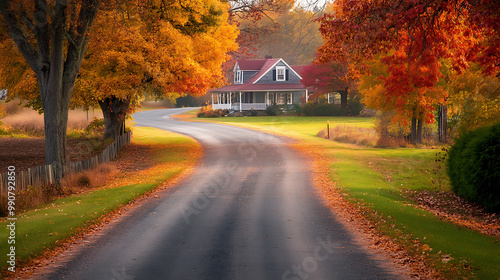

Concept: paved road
[[36, 108, 403, 280]]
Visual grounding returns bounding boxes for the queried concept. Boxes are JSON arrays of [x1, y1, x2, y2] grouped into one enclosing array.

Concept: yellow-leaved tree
[[72, 0, 238, 139], [447, 64, 500, 138], [0, 0, 238, 183]]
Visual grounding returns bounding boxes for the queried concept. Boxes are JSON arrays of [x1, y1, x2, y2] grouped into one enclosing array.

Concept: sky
[[297, 0, 328, 10]]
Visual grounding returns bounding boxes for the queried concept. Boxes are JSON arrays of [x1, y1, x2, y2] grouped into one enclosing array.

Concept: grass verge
[[193, 113, 499, 279], [0, 127, 202, 276]]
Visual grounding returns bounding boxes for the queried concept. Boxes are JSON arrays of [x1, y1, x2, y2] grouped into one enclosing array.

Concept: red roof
[[236, 59, 270, 71], [212, 58, 308, 92]]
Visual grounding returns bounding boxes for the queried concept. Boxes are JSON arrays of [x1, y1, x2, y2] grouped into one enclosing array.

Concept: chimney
[[264, 55, 272, 59]]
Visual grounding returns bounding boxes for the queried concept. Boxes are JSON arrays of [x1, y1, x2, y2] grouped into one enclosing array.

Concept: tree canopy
[[301, 61, 352, 107], [317, 0, 500, 143], [0, 0, 238, 181]]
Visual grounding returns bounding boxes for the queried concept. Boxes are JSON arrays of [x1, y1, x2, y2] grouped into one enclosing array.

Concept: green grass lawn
[[0, 127, 201, 274], [203, 115, 374, 138], [199, 114, 500, 279]]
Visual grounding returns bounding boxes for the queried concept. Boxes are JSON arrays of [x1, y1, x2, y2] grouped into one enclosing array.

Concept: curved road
[[35, 108, 403, 280]]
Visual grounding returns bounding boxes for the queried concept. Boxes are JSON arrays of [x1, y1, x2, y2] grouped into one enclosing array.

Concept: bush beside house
[[197, 106, 229, 118], [303, 97, 363, 116]]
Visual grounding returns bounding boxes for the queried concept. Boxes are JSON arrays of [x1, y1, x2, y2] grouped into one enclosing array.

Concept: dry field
[[1, 103, 102, 135], [0, 103, 104, 172]]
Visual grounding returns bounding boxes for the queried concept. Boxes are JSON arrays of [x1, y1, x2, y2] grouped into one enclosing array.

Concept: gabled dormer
[[234, 63, 243, 84], [252, 59, 302, 84]]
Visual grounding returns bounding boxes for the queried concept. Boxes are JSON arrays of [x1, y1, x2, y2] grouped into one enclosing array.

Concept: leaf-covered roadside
[[401, 189, 500, 239], [293, 141, 500, 279], [290, 141, 439, 279]]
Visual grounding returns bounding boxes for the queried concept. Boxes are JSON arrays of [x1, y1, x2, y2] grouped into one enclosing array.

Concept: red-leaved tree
[[316, 0, 499, 143], [301, 61, 351, 107]]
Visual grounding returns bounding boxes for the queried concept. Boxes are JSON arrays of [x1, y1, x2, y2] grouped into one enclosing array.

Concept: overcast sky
[[297, 0, 328, 10]]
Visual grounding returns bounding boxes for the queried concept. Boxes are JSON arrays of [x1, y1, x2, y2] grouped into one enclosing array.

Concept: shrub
[[313, 104, 333, 116], [249, 109, 258, 116], [347, 96, 363, 116], [302, 96, 363, 116], [303, 102, 315, 116], [85, 117, 105, 136], [447, 122, 500, 212], [304, 103, 350, 116], [197, 105, 228, 118], [291, 103, 303, 115], [265, 103, 282, 116]]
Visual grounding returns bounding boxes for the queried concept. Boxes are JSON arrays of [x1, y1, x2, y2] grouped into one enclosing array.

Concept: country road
[[33, 108, 404, 280]]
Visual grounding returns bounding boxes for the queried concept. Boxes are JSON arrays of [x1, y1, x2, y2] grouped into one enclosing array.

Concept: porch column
[[229, 92, 232, 107], [305, 89, 309, 103], [239, 92, 242, 112], [328, 93, 330, 104], [266, 92, 269, 105], [211, 93, 214, 106]]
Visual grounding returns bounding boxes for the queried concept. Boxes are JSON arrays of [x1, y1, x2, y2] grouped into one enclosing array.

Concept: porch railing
[[213, 103, 268, 111], [240, 103, 267, 110], [212, 104, 231, 110]]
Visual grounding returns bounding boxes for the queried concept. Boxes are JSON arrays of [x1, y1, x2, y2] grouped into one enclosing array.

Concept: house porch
[[211, 91, 307, 111]]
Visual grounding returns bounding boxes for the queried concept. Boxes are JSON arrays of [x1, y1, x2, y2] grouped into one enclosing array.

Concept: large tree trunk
[[0, 0, 98, 185], [340, 87, 348, 108], [40, 84, 70, 183], [410, 117, 417, 144], [438, 104, 447, 143], [416, 118, 423, 144], [99, 96, 130, 140], [38, 4, 71, 184]]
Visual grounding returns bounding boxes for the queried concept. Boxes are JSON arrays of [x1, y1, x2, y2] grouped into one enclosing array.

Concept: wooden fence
[[0, 131, 132, 194]]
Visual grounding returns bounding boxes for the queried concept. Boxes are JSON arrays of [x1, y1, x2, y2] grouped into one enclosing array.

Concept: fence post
[[327, 121, 330, 139]]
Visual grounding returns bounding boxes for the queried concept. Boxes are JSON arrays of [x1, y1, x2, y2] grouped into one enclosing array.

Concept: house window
[[278, 93, 287, 104], [276, 66, 286, 81], [235, 70, 243, 83], [244, 92, 254, 103], [287, 93, 293, 104]]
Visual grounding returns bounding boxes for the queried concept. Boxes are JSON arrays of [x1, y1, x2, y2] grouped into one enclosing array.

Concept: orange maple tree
[[71, 0, 238, 139], [316, 0, 499, 143]]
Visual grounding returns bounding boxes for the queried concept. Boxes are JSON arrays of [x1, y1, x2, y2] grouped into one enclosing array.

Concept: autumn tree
[[0, 0, 238, 182], [316, 0, 499, 143], [447, 63, 500, 137], [301, 61, 353, 107], [247, 1, 324, 65], [224, 0, 324, 81], [228, 0, 284, 59], [71, 0, 238, 139], [0, 0, 99, 182]]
